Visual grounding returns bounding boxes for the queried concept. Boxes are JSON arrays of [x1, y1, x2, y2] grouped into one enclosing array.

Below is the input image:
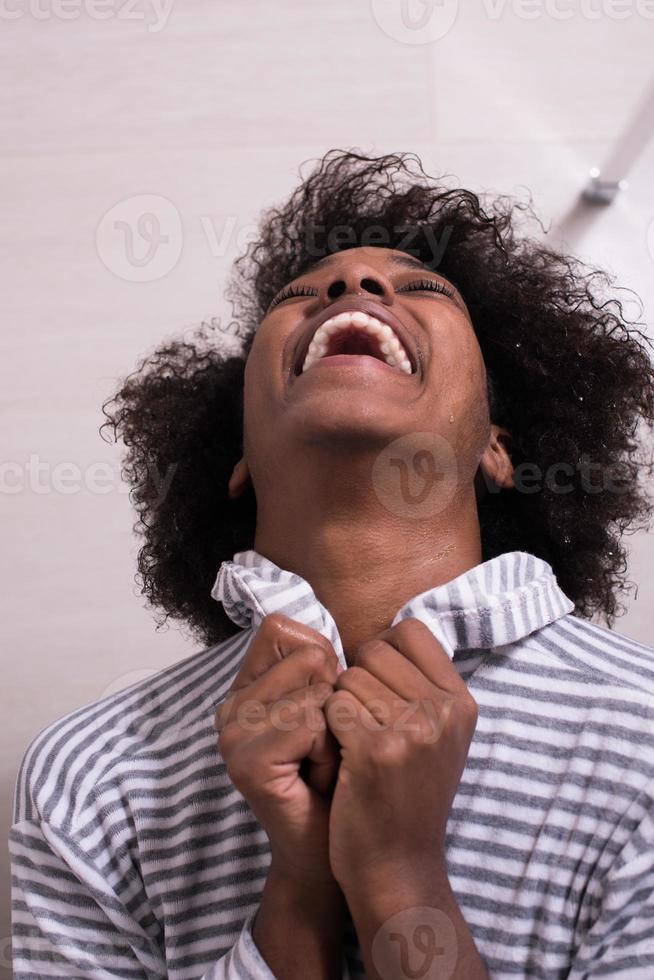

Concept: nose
[[318, 259, 394, 307]]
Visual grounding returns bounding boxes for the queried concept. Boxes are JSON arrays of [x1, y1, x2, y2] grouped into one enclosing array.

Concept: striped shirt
[[10, 548, 654, 979]]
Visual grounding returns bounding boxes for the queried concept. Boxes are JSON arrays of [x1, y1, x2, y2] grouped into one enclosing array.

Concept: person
[[10, 150, 654, 979]]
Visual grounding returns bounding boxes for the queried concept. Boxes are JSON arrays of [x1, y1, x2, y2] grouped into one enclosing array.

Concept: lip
[[290, 296, 420, 379]]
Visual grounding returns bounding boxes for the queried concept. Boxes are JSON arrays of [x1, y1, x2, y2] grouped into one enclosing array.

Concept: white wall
[[2, 1, 654, 969]]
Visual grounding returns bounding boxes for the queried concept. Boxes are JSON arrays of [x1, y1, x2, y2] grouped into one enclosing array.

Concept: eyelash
[[268, 276, 454, 310], [396, 279, 455, 298], [269, 284, 319, 310]]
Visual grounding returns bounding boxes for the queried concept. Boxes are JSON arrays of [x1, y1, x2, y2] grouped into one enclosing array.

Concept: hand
[[214, 612, 343, 885], [324, 618, 478, 895]]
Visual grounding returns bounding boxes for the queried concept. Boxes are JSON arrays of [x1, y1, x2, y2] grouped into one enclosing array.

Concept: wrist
[[262, 860, 347, 933], [341, 859, 489, 980], [340, 853, 450, 910], [252, 863, 346, 980]]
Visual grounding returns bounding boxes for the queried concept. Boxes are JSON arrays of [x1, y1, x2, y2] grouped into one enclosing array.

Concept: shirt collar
[[211, 550, 574, 669]]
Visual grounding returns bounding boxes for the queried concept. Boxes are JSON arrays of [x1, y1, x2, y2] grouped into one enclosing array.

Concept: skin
[[216, 247, 513, 978], [229, 246, 512, 658]]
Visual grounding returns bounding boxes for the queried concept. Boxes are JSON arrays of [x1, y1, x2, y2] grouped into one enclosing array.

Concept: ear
[[476, 425, 514, 495], [227, 457, 252, 499]]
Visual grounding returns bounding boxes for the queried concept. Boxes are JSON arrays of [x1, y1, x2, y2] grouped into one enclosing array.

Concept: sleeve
[[567, 787, 654, 979], [9, 819, 277, 979]]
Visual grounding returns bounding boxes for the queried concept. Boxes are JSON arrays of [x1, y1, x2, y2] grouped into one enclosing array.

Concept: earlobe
[[477, 425, 514, 494], [227, 457, 252, 499]]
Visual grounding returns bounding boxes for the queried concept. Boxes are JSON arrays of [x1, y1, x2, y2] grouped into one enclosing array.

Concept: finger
[[215, 643, 337, 731], [324, 689, 383, 749], [352, 639, 436, 703], [231, 612, 339, 692], [222, 683, 333, 771], [336, 665, 407, 725], [373, 618, 470, 697]]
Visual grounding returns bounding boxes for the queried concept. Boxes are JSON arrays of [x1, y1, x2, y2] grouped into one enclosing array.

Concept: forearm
[[344, 859, 489, 980], [252, 864, 347, 980]]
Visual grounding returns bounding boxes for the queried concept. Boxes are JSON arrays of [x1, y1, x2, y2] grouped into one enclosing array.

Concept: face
[[233, 246, 510, 498]]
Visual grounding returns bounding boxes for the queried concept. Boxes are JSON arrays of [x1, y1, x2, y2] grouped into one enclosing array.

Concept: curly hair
[[101, 150, 654, 647]]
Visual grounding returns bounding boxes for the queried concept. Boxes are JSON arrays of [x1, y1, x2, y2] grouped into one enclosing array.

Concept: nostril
[[327, 280, 346, 299], [360, 277, 385, 296]]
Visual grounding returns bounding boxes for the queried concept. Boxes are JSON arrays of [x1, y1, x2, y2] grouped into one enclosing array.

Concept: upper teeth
[[301, 311, 413, 375]]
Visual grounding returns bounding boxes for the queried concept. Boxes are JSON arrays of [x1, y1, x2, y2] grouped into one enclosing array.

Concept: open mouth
[[296, 311, 414, 376]]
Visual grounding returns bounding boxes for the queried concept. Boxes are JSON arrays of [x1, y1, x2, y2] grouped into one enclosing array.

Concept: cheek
[[242, 329, 284, 429], [436, 322, 486, 402], [244, 328, 276, 388], [443, 329, 491, 448]]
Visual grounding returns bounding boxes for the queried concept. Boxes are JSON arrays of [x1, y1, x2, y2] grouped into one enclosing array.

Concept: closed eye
[[396, 278, 455, 299], [268, 283, 319, 311]]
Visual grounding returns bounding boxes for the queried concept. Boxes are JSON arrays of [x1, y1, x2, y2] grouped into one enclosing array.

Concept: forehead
[[305, 246, 431, 275]]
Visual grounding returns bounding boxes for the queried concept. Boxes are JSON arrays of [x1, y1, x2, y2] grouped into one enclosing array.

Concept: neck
[[252, 451, 482, 663]]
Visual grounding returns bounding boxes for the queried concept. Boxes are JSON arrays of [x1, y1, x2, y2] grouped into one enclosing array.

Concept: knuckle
[[299, 645, 334, 684], [462, 693, 479, 724], [398, 616, 427, 635], [372, 733, 408, 767], [300, 643, 328, 668], [355, 640, 386, 671], [226, 748, 255, 789], [336, 665, 365, 689], [217, 721, 241, 760], [214, 692, 236, 731], [307, 681, 333, 701], [259, 612, 289, 636]]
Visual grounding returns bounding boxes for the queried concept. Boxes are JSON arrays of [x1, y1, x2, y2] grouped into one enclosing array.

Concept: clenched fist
[[214, 612, 343, 884]]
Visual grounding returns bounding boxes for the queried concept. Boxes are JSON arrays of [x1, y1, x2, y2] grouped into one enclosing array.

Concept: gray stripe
[[11, 548, 654, 980]]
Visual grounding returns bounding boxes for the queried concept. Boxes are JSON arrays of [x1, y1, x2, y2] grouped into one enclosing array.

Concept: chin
[[294, 407, 416, 451]]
